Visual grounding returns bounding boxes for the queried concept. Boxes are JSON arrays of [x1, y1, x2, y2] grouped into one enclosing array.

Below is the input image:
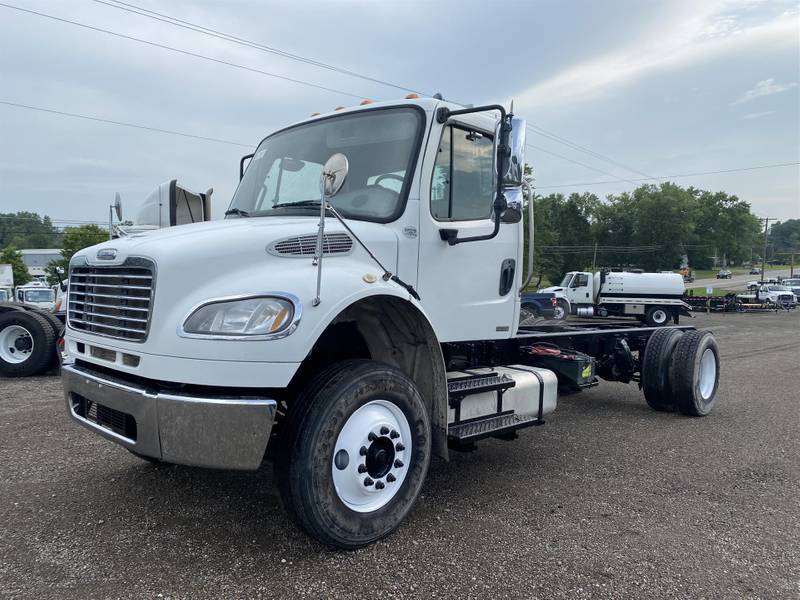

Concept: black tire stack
[[641, 328, 720, 416], [0, 309, 61, 377]]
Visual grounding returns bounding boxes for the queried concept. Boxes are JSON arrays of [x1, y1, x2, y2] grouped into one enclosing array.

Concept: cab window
[[573, 274, 589, 287], [431, 125, 494, 221]]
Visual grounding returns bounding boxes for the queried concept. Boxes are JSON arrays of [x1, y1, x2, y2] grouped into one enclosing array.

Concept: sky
[[0, 0, 798, 230]]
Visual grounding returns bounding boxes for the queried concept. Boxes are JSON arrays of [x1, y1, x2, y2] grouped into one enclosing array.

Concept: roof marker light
[[310, 112, 321, 116], [359, 99, 374, 105], [405, 93, 419, 99], [334, 106, 345, 111]]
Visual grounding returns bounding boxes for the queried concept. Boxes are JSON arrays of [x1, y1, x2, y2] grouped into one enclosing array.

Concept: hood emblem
[[96, 248, 117, 260]]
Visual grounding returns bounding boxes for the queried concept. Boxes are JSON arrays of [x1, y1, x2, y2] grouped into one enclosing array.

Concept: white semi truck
[[60, 97, 721, 549], [541, 270, 692, 326]]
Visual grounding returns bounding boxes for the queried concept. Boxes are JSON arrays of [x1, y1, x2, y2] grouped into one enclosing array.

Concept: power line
[[0, 100, 252, 148], [526, 143, 639, 185], [535, 162, 800, 190], [0, 2, 367, 100], [90, 0, 428, 98], [526, 124, 656, 179]]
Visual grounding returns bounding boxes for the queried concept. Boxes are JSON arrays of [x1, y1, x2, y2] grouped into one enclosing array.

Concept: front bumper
[[62, 363, 276, 470]]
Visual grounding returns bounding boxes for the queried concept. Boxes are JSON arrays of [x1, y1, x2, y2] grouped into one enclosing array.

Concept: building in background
[[19, 249, 62, 280]]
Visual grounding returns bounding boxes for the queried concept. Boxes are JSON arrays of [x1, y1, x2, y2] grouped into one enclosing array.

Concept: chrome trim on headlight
[[177, 292, 302, 341]]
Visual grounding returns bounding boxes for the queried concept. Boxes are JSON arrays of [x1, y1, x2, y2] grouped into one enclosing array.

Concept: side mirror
[[501, 117, 526, 187], [320, 153, 349, 198], [500, 187, 523, 223]]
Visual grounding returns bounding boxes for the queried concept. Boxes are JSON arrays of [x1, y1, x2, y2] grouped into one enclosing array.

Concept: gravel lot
[[1, 311, 798, 599]]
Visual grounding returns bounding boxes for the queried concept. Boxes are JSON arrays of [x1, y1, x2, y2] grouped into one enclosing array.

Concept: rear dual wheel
[[0, 311, 58, 377], [275, 360, 430, 549], [641, 329, 719, 416]]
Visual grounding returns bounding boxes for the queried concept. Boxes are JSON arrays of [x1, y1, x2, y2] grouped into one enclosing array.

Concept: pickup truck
[[520, 292, 557, 321]]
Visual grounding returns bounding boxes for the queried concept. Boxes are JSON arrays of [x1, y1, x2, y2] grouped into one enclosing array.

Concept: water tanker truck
[[540, 270, 691, 326]]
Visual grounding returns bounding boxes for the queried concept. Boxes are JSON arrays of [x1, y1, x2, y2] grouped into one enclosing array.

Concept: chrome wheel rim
[[554, 305, 566, 320], [652, 309, 667, 324], [332, 400, 411, 513], [698, 348, 716, 400], [0, 325, 33, 364]]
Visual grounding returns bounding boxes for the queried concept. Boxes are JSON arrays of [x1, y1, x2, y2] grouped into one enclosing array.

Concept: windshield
[[559, 274, 574, 287], [767, 285, 788, 292], [24, 289, 55, 302], [228, 107, 423, 222], [783, 279, 800, 286]]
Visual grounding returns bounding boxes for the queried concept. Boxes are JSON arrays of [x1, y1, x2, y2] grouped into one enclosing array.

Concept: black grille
[[68, 261, 154, 342], [71, 394, 137, 441]]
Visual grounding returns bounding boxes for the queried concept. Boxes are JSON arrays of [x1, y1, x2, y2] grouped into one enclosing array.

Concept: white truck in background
[[0, 264, 13, 303], [59, 97, 722, 549], [540, 270, 692, 326]]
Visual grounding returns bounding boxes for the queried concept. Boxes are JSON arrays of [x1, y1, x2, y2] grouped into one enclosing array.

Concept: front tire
[[645, 306, 670, 327], [275, 360, 431, 549], [553, 299, 569, 321]]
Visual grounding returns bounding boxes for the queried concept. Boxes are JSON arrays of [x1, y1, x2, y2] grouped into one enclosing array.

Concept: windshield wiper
[[224, 207, 250, 217], [272, 200, 322, 209]]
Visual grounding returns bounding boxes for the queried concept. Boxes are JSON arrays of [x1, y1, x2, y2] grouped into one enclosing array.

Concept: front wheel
[[645, 306, 671, 327], [553, 299, 569, 321], [275, 360, 431, 549]]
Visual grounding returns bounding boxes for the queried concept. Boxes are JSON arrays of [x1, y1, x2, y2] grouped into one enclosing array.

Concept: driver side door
[[416, 120, 520, 342]]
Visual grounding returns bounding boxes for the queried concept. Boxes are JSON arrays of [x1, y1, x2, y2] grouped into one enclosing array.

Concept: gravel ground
[[1, 311, 798, 599]]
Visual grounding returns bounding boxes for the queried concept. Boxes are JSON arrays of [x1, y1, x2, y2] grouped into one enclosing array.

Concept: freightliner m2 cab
[[61, 98, 721, 548]]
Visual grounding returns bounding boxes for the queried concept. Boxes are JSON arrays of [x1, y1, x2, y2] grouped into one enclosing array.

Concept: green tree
[[769, 219, 800, 258], [0, 212, 59, 249], [0, 245, 31, 286], [45, 224, 109, 284]]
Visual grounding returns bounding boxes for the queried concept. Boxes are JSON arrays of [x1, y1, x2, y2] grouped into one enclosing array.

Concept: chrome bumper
[[62, 363, 276, 470]]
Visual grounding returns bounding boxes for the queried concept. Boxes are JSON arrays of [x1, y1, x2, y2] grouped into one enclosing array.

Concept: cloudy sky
[[1, 0, 798, 229]]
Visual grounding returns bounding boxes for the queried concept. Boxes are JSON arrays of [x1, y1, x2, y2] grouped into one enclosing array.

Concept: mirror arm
[[440, 103, 511, 246], [240, 153, 254, 181]]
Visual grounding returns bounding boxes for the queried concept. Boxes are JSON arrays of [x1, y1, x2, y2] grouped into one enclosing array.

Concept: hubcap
[[332, 400, 411, 513], [0, 325, 34, 364], [652, 309, 667, 324], [697, 348, 716, 401]]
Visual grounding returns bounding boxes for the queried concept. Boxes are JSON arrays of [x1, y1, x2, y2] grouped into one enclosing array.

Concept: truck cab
[[15, 282, 56, 311], [60, 97, 720, 549]]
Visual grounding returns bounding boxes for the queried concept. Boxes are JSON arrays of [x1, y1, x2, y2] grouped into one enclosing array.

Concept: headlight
[[182, 295, 299, 338]]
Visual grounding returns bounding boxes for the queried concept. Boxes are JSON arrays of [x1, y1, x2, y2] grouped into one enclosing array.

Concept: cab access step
[[445, 367, 559, 446]]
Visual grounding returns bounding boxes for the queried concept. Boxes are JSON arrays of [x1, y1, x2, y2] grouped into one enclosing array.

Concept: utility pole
[[760, 217, 774, 278], [591, 242, 598, 272]]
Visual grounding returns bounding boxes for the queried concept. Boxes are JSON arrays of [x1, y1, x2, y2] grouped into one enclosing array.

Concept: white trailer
[[60, 97, 722, 549], [541, 270, 692, 326]]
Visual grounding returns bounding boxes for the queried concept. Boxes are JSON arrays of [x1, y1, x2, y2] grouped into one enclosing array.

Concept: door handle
[[499, 259, 516, 296]]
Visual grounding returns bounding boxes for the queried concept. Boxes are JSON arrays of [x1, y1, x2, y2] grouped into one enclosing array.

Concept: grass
[[687, 286, 730, 297]]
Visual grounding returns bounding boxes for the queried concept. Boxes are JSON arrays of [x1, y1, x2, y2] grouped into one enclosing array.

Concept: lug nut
[[368, 432, 377, 442], [380, 426, 390, 435], [375, 480, 385, 490], [358, 464, 367, 473], [387, 473, 396, 483], [359, 446, 367, 456], [395, 443, 405, 451], [394, 459, 404, 468], [390, 430, 399, 439], [364, 477, 374, 487]]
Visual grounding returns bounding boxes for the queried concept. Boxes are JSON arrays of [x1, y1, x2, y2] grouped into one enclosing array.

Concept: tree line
[[527, 182, 778, 283]]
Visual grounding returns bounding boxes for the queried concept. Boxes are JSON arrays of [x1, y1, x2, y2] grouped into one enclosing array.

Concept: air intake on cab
[[268, 233, 353, 257]]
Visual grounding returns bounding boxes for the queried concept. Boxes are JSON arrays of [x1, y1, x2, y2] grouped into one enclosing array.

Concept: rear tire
[[669, 330, 720, 416], [519, 304, 540, 326], [641, 328, 683, 412], [275, 360, 431, 549], [0, 311, 56, 377]]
